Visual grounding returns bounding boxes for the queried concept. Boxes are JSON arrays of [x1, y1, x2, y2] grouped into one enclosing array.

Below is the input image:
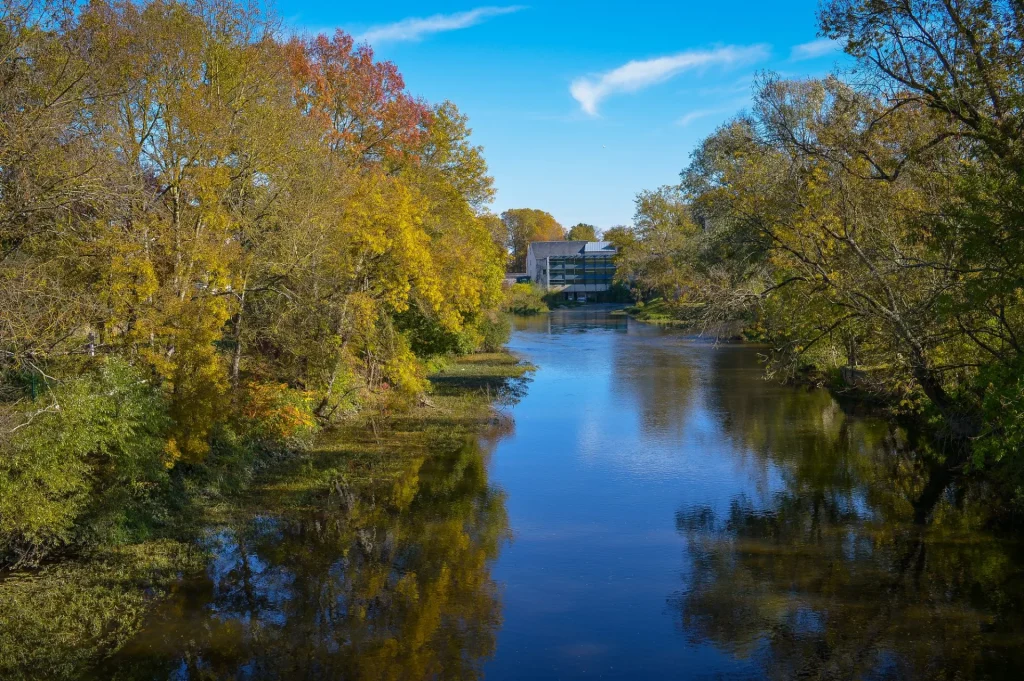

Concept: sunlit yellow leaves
[[239, 381, 317, 442], [1, 0, 507, 474]]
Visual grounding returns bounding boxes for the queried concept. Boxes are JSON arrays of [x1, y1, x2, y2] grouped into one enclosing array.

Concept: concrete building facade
[[526, 241, 617, 301]]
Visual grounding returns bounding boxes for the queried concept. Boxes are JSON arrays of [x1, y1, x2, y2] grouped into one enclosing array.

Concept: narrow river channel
[[104, 307, 1024, 680]]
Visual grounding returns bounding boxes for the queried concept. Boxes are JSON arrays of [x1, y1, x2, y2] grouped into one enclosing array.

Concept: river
[[101, 307, 1024, 680]]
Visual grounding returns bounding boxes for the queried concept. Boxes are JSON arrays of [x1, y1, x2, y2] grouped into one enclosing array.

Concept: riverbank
[[0, 350, 533, 681], [616, 299, 747, 340], [617, 301, 1010, 523], [624, 303, 910, 408]]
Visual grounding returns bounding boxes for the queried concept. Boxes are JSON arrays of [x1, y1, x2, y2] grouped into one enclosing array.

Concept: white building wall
[[525, 246, 549, 287]]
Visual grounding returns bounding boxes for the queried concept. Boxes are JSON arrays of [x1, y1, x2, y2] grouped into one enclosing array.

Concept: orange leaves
[[284, 31, 431, 168], [500, 208, 565, 271], [238, 381, 316, 443]]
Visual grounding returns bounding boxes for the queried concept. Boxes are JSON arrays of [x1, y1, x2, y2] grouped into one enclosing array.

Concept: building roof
[[528, 240, 617, 258]]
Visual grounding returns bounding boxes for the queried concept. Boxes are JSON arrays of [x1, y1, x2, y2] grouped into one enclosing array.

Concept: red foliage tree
[[285, 31, 431, 168]]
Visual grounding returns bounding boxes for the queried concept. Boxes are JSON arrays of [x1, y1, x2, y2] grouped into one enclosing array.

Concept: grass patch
[[623, 299, 748, 339], [624, 298, 694, 324], [247, 350, 533, 506], [429, 351, 531, 395]]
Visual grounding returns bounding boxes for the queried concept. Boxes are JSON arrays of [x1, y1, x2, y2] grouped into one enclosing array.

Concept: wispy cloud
[[676, 108, 724, 127], [570, 45, 770, 116], [676, 100, 748, 127], [789, 38, 842, 61], [357, 6, 525, 44]]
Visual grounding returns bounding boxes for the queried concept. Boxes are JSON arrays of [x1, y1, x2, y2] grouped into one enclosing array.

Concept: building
[[502, 272, 531, 287], [526, 240, 617, 301]]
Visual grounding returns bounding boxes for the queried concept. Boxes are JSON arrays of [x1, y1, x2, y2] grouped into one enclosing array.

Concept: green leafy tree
[[602, 225, 636, 252], [567, 223, 597, 241], [615, 186, 700, 305], [0, 359, 171, 567]]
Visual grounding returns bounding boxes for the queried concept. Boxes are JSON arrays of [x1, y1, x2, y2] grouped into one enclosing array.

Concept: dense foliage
[[616, 0, 1024, 506], [504, 283, 547, 315], [499, 208, 564, 271], [566, 223, 598, 241], [0, 0, 508, 566]]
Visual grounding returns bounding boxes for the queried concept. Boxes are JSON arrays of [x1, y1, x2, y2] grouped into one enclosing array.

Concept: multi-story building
[[526, 240, 618, 301]]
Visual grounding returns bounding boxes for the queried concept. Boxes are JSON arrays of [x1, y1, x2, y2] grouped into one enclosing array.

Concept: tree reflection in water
[[104, 433, 511, 681], [611, 338, 698, 439], [672, 350, 1024, 680]]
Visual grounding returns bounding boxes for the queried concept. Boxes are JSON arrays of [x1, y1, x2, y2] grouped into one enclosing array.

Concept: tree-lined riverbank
[[0, 351, 531, 680], [613, 1, 1024, 517], [0, 0, 511, 569]]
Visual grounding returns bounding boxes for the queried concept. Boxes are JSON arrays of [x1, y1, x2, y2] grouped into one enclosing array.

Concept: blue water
[[486, 311, 775, 679], [97, 306, 1024, 681], [480, 308, 1024, 680]]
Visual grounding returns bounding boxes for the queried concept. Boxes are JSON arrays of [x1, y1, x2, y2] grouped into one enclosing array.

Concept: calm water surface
[[107, 308, 1024, 680]]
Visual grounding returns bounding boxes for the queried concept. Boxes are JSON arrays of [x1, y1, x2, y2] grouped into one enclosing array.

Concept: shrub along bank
[[505, 283, 549, 315]]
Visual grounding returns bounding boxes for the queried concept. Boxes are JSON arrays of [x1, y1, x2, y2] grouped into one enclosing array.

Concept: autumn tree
[[0, 0, 508, 566], [283, 29, 430, 168], [500, 208, 564, 271], [614, 186, 700, 305]]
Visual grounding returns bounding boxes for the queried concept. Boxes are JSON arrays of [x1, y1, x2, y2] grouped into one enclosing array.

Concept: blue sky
[[280, 1, 849, 229]]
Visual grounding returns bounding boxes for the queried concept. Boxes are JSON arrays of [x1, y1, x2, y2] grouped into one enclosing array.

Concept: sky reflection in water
[[106, 307, 1024, 680], [489, 308, 1024, 680]]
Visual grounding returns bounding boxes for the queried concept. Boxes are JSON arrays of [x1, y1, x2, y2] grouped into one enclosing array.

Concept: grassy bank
[[0, 351, 533, 681], [619, 299, 746, 339], [229, 351, 533, 517], [618, 298, 680, 323]]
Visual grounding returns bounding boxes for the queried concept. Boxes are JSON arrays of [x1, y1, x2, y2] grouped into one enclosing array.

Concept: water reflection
[[105, 436, 510, 681], [673, 349, 1024, 680], [499, 308, 1024, 680], [512, 307, 629, 335], [58, 308, 1024, 681], [612, 340, 698, 438]]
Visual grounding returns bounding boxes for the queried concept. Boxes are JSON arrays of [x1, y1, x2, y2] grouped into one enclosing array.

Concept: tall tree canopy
[[618, 0, 1024, 499]]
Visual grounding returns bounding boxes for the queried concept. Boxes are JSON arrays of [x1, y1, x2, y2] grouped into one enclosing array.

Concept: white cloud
[[676, 99, 748, 127], [569, 45, 770, 116], [676, 108, 723, 127], [357, 6, 525, 44], [789, 38, 842, 61]]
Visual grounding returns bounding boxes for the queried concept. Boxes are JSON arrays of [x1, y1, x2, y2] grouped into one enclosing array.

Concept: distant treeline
[[0, 0, 509, 566], [615, 0, 1024, 510]]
